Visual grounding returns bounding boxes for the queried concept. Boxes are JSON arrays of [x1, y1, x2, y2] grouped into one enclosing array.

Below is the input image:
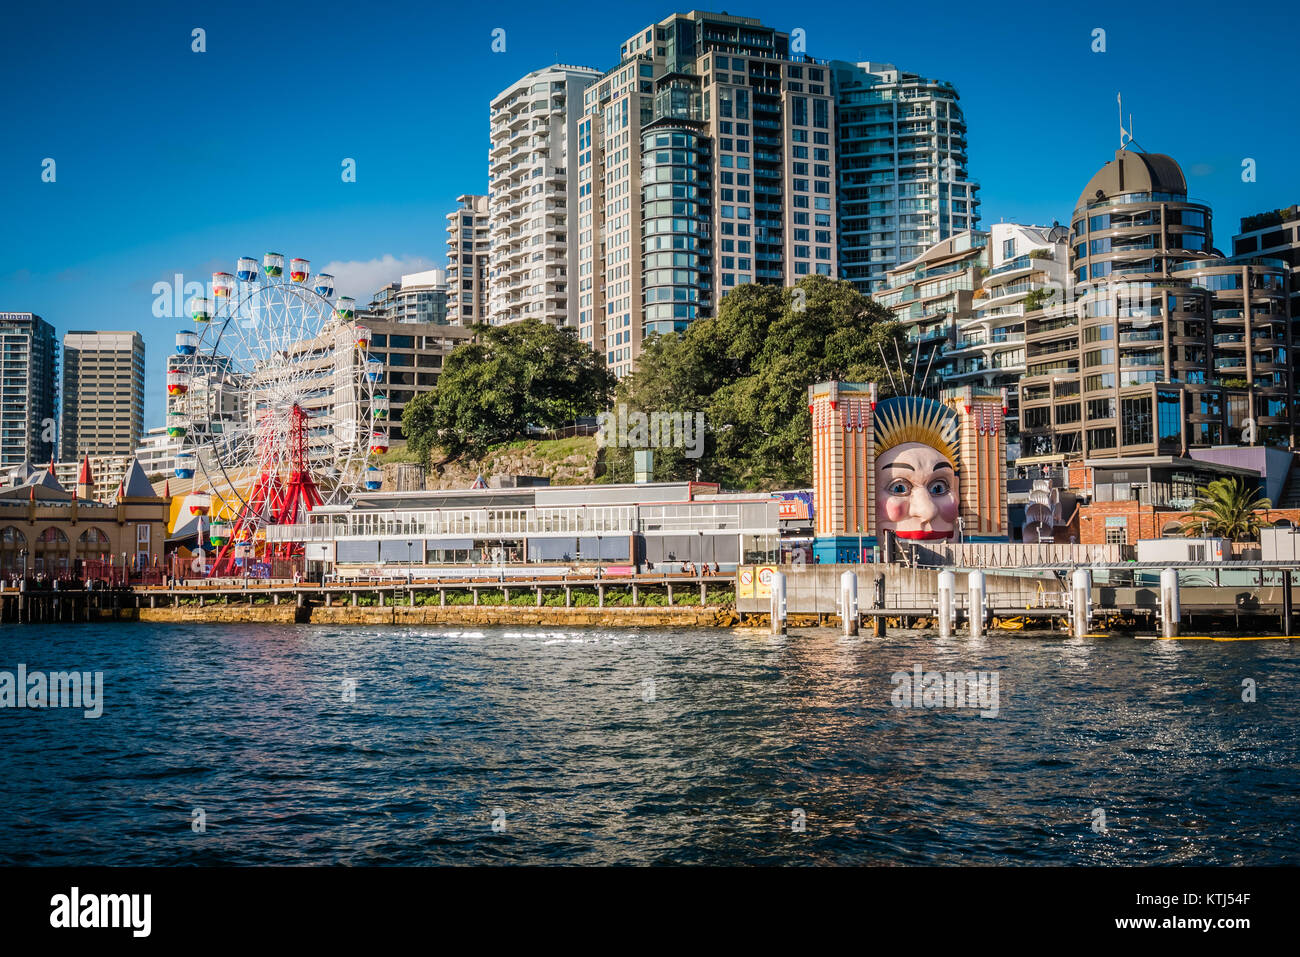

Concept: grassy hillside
[[378, 436, 599, 490]]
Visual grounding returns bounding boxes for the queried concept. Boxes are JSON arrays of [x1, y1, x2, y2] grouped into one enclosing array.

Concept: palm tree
[[1179, 477, 1273, 541]]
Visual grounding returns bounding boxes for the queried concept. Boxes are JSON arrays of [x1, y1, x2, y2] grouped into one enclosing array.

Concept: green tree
[[402, 320, 615, 462], [603, 275, 902, 489], [1179, 477, 1273, 541]]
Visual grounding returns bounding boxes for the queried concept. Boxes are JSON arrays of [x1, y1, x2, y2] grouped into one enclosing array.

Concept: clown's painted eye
[[889, 480, 909, 495], [928, 479, 950, 496]]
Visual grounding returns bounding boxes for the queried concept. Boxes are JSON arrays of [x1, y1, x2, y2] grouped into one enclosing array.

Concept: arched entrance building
[[0, 457, 169, 579]]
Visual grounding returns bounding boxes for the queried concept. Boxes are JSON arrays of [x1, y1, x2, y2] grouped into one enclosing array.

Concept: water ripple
[[0, 624, 1297, 864]]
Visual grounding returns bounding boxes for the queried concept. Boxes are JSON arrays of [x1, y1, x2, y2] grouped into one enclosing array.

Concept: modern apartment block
[[1018, 148, 1294, 463], [874, 229, 988, 393], [577, 11, 838, 377], [53, 453, 131, 503], [363, 269, 450, 325], [488, 64, 600, 328], [446, 194, 490, 325], [60, 330, 145, 460], [947, 223, 1070, 460], [1233, 205, 1300, 426], [134, 425, 181, 486], [832, 61, 980, 294], [0, 312, 58, 467]]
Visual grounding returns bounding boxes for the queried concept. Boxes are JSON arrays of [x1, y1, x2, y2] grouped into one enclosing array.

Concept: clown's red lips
[[894, 529, 953, 541]]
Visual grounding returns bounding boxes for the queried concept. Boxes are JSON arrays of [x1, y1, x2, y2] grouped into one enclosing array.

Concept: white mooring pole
[[1071, 567, 1092, 638], [840, 570, 859, 636], [968, 570, 986, 640], [770, 571, 787, 636], [937, 569, 956, 640], [1160, 567, 1180, 638]]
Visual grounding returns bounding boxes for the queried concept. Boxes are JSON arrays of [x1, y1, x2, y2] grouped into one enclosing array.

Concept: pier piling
[[840, 570, 858, 637], [968, 570, 986, 640], [770, 571, 787, 636], [937, 570, 955, 639], [1160, 568, 1181, 638], [1282, 572, 1293, 637], [1071, 568, 1092, 638]]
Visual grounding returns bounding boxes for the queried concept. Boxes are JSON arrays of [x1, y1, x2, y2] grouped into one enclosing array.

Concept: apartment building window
[[1002, 238, 1016, 260], [1089, 428, 1118, 450], [1084, 349, 1114, 368], [1121, 396, 1153, 447]]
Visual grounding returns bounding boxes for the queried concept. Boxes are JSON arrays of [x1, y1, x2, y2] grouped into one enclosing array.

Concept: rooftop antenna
[[1117, 93, 1144, 152]]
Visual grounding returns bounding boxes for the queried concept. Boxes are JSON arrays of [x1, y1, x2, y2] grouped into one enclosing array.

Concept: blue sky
[[2, 0, 1296, 430]]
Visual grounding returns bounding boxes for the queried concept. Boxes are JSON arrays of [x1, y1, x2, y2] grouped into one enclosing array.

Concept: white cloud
[[320, 254, 439, 300]]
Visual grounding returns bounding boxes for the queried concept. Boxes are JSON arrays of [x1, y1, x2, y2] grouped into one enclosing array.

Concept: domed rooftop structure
[[1074, 149, 1188, 212]]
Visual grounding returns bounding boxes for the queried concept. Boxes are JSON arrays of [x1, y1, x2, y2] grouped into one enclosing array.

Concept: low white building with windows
[[265, 481, 800, 579]]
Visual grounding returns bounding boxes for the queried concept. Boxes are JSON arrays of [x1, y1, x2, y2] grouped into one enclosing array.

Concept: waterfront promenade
[[3, 562, 1299, 635]]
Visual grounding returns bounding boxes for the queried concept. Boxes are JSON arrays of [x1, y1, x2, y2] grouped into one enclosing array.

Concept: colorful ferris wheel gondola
[[334, 296, 355, 321], [371, 394, 389, 420], [313, 273, 335, 298], [166, 411, 188, 439], [208, 518, 230, 547], [365, 357, 383, 383], [188, 490, 211, 516], [212, 272, 235, 299], [290, 258, 310, 283], [174, 450, 196, 479], [364, 466, 382, 490], [236, 257, 259, 283], [355, 326, 371, 350], [175, 330, 198, 355], [262, 252, 284, 278], [369, 430, 389, 455], [167, 368, 189, 396], [190, 296, 212, 323]]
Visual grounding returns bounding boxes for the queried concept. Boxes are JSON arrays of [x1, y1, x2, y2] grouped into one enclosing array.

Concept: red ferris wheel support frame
[[209, 403, 321, 575]]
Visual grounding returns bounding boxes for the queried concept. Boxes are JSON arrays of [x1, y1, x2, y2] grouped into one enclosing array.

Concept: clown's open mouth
[[894, 529, 953, 541]]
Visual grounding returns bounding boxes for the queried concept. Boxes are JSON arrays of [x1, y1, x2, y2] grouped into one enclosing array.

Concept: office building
[[446, 194, 491, 325], [488, 64, 600, 328], [1018, 148, 1294, 463], [60, 330, 146, 460], [832, 61, 980, 294], [352, 320, 474, 443], [0, 312, 58, 467]]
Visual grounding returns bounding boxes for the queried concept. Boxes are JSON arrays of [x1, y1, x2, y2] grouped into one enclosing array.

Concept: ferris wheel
[[167, 252, 388, 573]]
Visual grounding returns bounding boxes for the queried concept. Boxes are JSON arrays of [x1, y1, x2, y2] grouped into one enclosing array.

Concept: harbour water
[[1, 623, 1297, 865]]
